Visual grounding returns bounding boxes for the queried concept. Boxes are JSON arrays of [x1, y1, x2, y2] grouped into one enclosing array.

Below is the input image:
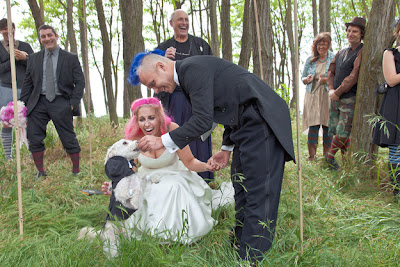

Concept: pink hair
[[124, 97, 172, 140]]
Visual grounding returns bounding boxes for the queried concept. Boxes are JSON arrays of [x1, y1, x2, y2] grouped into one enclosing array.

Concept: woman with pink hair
[[103, 97, 233, 244], [124, 97, 212, 172]]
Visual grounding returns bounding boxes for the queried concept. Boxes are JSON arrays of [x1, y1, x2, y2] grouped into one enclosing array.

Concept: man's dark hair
[[0, 18, 15, 30], [38, 24, 57, 36], [345, 25, 366, 40]]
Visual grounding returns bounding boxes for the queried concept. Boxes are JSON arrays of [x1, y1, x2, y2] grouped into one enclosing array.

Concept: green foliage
[[276, 83, 291, 105]]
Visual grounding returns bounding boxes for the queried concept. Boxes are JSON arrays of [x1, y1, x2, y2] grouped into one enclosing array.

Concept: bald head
[[137, 54, 176, 94], [138, 54, 171, 75], [169, 9, 189, 42], [170, 9, 187, 21]]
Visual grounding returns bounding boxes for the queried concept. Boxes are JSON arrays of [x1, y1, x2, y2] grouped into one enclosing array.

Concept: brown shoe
[[307, 143, 317, 161], [323, 144, 330, 157]]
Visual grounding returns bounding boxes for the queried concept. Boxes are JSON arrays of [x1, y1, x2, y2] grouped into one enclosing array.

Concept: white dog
[[78, 139, 159, 258]]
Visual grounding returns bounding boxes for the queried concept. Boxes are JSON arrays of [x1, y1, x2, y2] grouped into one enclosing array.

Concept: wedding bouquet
[[0, 101, 29, 149], [0, 101, 27, 127]]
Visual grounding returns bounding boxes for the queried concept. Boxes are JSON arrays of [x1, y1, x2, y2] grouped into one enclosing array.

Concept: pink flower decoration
[[0, 101, 27, 128]]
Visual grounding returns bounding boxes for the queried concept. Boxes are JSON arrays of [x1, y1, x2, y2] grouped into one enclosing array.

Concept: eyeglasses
[[174, 39, 192, 56], [175, 50, 191, 56], [317, 43, 329, 47]]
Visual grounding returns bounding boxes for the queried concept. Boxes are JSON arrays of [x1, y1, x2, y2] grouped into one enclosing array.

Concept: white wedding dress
[[125, 150, 233, 244]]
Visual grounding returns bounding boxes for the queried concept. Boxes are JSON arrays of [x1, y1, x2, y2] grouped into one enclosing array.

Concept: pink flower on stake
[[0, 101, 28, 128]]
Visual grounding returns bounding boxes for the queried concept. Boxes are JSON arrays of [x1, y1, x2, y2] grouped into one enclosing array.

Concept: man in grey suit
[[129, 51, 295, 263], [20, 25, 85, 179]]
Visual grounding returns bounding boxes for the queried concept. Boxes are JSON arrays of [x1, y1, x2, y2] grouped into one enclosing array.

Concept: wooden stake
[[82, 0, 93, 186], [253, 0, 264, 80], [293, 0, 304, 254], [6, 0, 23, 236]]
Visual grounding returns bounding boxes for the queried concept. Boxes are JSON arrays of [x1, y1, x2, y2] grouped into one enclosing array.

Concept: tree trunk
[[190, 0, 196, 36], [275, 0, 288, 93], [253, 0, 274, 86], [94, 0, 118, 126], [150, 0, 161, 45], [220, 0, 232, 61], [65, 0, 81, 123], [312, 0, 318, 36], [238, 0, 252, 69], [319, 0, 331, 33], [78, 0, 94, 115], [286, 0, 297, 108], [120, 0, 145, 118], [198, 0, 204, 38], [66, 0, 77, 54], [209, 0, 220, 57], [27, 0, 45, 45], [174, 0, 184, 9], [351, 0, 396, 158]]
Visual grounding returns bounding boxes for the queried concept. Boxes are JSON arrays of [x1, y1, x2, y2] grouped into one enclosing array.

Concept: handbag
[[377, 82, 388, 94]]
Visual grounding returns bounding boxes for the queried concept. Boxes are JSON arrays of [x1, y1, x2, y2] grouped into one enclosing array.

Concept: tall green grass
[[0, 116, 399, 266]]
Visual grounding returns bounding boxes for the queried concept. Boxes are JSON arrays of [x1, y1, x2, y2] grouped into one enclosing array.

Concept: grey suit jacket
[[171, 56, 295, 162], [20, 48, 85, 116]]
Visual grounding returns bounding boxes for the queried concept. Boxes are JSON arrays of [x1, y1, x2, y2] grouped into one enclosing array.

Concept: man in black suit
[[20, 25, 85, 179], [130, 51, 295, 263]]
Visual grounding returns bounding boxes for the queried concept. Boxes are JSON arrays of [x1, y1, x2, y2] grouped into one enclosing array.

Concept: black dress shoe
[[326, 156, 340, 171], [34, 171, 47, 181]]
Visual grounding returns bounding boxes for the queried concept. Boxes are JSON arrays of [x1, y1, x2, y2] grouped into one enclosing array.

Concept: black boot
[[388, 163, 400, 197]]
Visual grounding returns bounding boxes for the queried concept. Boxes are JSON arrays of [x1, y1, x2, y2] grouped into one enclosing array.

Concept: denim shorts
[[0, 85, 21, 108]]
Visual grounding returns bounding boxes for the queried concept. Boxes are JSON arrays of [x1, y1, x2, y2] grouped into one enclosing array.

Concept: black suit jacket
[[171, 56, 295, 161], [20, 48, 85, 116]]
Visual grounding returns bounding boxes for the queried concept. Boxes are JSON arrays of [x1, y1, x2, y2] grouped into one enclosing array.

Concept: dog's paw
[[78, 227, 97, 241], [130, 193, 141, 210], [146, 174, 160, 184]]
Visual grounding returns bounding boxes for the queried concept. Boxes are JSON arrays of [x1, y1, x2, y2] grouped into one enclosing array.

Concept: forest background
[[1, 1, 400, 265], [1, 0, 398, 159]]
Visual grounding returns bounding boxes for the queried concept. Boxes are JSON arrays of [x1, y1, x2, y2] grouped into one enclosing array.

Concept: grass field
[[1, 116, 399, 266]]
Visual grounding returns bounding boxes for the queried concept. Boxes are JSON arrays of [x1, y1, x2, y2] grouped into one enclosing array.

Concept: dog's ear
[[105, 145, 117, 164]]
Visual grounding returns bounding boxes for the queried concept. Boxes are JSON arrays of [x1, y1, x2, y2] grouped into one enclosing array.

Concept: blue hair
[[128, 49, 166, 86]]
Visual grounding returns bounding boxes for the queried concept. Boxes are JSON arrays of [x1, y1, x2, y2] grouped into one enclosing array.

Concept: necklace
[[318, 56, 328, 63]]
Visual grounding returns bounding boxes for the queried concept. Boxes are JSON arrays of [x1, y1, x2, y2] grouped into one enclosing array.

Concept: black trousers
[[27, 95, 80, 154], [230, 103, 285, 261]]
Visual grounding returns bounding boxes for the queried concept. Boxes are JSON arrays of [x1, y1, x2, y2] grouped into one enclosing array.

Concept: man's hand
[[329, 89, 339, 101], [207, 150, 231, 171], [138, 135, 164, 152], [165, 47, 176, 60], [14, 49, 28, 61]]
